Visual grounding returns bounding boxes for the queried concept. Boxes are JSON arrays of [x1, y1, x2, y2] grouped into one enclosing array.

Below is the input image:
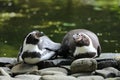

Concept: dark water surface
[[0, 0, 120, 57]]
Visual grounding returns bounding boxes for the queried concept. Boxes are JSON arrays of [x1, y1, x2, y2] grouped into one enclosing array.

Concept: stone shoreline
[[0, 53, 120, 80]]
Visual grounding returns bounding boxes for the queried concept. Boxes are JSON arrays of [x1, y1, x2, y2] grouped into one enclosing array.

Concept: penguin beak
[[40, 31, 44, 36]]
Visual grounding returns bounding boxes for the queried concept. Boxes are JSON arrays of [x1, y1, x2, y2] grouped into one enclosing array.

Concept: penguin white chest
[[24, 57, 41, 64], [73, 45, 97, 57]]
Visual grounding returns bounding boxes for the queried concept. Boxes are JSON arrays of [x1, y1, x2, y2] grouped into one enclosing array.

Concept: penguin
[[58, 29, 101, 59], [17, 30, 61, 64]]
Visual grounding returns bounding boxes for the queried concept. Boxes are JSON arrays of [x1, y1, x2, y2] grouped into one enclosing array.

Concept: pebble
[[105, 77, 120, 80], [77, 75, 104, 80], [41, 75, 78, 80], [11, 62, 38, 74], [93, 67, 120, 78], [15, 74, 41, 80], [0, 67, 10, 77], [70, 58, 97, 73], [40, 70, 66, 76], [71, 73, 92, 77], [39, 67, 68, 75]]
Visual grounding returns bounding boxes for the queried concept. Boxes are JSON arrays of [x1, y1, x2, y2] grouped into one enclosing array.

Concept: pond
[[0, 0, 120, 57]]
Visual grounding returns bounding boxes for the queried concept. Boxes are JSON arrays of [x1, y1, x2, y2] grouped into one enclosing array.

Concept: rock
[[37, 59, 73, 69], [105, 77, 120, 80], [93, 67, 120, 78], [15, 74, 41, 80], [96, 58, 118, 69], [41, 75, 78, 80], [39, 67, 68, 75], [77, 75, 104, 80], [0, 76, 11, 80], [40, 71, 67, 76], [60, 66, 71, 74], [0, 57, 17, 67], [0, 67, 11, 75], [115, 57, 120, 70], [98, 53, 120, 59], [11, 62, 38, 74], [0, 67, 11, 77], [71, 73, 92, 77], [0, 76, 21, 80], [71, 58, 97, 73], [61, 66, 71, 70], [28, 66, 69, 76]]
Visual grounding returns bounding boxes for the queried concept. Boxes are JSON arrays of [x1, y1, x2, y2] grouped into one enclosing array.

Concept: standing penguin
[[17, 30, 61, 64], [59, 29, 101, 59]]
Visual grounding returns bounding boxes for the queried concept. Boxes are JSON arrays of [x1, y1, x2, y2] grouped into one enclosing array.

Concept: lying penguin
[[59, 29, 101, 59], [17, 30, 61, 64]]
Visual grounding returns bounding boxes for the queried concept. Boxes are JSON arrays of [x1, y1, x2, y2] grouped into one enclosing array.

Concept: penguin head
[[73, 33, 90, 47], [25, 30, 44, 45]]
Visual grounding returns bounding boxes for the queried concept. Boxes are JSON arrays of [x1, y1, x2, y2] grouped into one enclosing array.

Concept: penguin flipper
[[17, 46, 23, 62], [38, 36, 61, 51], [97, 46, 101, 57]]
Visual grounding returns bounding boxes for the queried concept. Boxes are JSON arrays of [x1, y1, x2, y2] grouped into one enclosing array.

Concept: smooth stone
[[77, 75, 104, 80], [27, 67, 69, 77], [15, 74, 41, 80], [98, 53, 120, 59], [0, 76, 21, 80], [40, 71, 66, 76], [115, 57, 120, 70], [0, 57, 17, 67], [96, 58, 118, 69], [0, 67, 11, 75], [39, 67, 68, 75], [60, 66, 71, 74], [93, 67, 120, 78], [41, 75, 78, 80], [0, 76, 11, 80], [37, 59, 73, 69], [105, 77, 120, 80], [11, 62, 38, 74], [71, 73, 92, 77], [0, 67, 10, 77], [71, 58, 97, 73], [61, 66, 71, 70]]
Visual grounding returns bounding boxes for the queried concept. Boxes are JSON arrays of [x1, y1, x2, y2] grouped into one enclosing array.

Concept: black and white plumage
[[17, 30, 61, 64], [59, 29, 101, 59]]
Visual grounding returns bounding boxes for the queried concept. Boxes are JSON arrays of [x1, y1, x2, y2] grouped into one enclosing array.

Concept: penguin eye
[[35, 31, 44, 37], [35, 32, 40, 37]]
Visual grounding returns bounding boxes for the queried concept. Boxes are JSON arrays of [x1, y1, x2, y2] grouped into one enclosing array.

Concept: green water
[[0, 0, 120, 57]]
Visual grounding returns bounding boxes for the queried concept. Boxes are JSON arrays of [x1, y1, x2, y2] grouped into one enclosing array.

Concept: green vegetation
[[0, 0, 120, 57]]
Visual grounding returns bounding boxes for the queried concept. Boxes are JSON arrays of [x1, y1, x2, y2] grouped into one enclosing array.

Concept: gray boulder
[[77, 75, 104, 80], [105, 77, 120, 80], [11, 62, 38, 74], [40, 71, 67, 76], [96, 58, 118, 69], [0, 67, 10, 77], [71, 58, 97, 73], [93, 67, 120, 78], [0, 57, 17, 67], [0, 76, 11, 80], [98, 53, 120, 59], [39, 67, 68, 75], [41, 75, 78, 80], [15, 74, 41, 80], [71, 73, 92, 77], [37, 59, 73, 69]]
